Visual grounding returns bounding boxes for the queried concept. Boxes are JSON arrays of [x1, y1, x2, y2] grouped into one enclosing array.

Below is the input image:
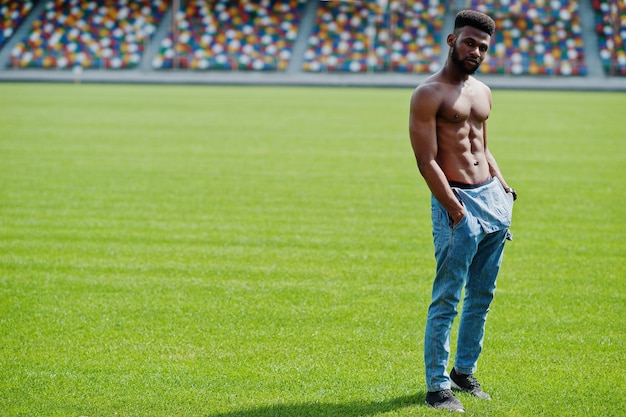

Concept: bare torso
[[430, 76, 491, 184], [409, 23, 510, 224]]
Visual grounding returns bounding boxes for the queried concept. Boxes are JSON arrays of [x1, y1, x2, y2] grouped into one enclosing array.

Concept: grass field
[[0, 83, 624, 416]]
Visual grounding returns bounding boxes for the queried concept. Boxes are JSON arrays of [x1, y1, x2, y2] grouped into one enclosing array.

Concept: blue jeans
[[424, 178, 513, 392]]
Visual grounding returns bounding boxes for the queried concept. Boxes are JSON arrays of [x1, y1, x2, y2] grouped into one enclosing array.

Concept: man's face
[[449, 26, 491, 75]]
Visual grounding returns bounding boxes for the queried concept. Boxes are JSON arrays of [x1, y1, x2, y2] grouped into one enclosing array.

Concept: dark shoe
[[425, 389, 465, 412], [450, 368, 492, 400]]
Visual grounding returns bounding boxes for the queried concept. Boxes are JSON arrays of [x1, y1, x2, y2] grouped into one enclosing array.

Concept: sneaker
[[450, 368, 492, 400], [425, 389, 465, 413]]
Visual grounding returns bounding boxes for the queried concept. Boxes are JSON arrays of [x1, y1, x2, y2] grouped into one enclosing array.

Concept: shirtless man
[[409, 10, 516, 412]]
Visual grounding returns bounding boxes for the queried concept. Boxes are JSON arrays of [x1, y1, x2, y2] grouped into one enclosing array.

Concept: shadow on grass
[[208, 392, 426, 417]]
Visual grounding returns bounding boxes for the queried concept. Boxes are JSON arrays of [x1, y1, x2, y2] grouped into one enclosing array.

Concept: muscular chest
[[439, 87, 490, 124]]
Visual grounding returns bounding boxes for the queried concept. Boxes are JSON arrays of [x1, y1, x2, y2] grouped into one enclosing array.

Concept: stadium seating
[[387, 0, 445, 73], [9, 0, 167, 69], [151, 0, 306, 71], [592, 0, 626, 75], [302, 0, 444, 73], [302, 0, 385, 72], [469, 0, 587, 75], [1, 0, 623, 77], [0, 1, 33, 50]]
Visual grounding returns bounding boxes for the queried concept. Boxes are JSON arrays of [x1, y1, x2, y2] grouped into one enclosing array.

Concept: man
[[408, 10, 516, 413]]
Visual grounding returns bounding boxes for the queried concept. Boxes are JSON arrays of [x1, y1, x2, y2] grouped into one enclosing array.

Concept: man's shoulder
[[468, 76, 492, 93], [416, 73, 447, 90], [412, 74, 450, 101], [417, 73, 491, 91]]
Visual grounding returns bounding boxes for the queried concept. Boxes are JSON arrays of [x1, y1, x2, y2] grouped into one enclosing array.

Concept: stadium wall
[[1, 67, 626, 91]]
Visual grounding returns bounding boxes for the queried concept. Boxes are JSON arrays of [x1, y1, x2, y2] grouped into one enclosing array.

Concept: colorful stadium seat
[[152, 0, 306, 71], [303, 0, 385, 72], [302, 0, 444, 73], [469, 0, 587, 76], [10, 0, 167, 69], [0, 0, 33, 50], [592, 0, 626, 75]]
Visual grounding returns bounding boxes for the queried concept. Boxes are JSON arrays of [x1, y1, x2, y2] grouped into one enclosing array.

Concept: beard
[[450, 45, 480, 75]]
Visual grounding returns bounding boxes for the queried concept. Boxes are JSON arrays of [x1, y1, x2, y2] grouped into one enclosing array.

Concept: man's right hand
[[450, 209, 466, 227]]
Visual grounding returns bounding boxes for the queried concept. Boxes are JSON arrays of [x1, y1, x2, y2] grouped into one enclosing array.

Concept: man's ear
[[447, 34, 456, 47]]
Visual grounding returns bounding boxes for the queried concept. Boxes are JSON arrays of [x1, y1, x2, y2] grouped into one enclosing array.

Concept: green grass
[[0, 83, 624, 416]]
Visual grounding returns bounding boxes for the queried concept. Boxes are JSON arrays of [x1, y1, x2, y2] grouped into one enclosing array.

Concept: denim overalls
[[425, 177, 513, 392]]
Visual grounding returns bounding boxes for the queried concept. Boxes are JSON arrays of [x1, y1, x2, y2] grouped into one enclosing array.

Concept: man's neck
[[441, 61, 472, 85]]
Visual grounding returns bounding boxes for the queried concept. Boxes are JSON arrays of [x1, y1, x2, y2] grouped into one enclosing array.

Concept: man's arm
[[409, 85, 465, 225]]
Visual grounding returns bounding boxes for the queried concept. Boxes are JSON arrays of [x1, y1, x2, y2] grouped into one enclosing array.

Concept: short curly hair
[[454, 10, 495, 36]]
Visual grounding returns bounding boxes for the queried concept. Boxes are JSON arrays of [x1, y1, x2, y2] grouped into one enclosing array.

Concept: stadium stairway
[[287, 0, 318, 73], [439, 2, 465, 66], [580, 0, 605, 77], [139, 4, 173, 71], [0, 0, 46, 69]]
